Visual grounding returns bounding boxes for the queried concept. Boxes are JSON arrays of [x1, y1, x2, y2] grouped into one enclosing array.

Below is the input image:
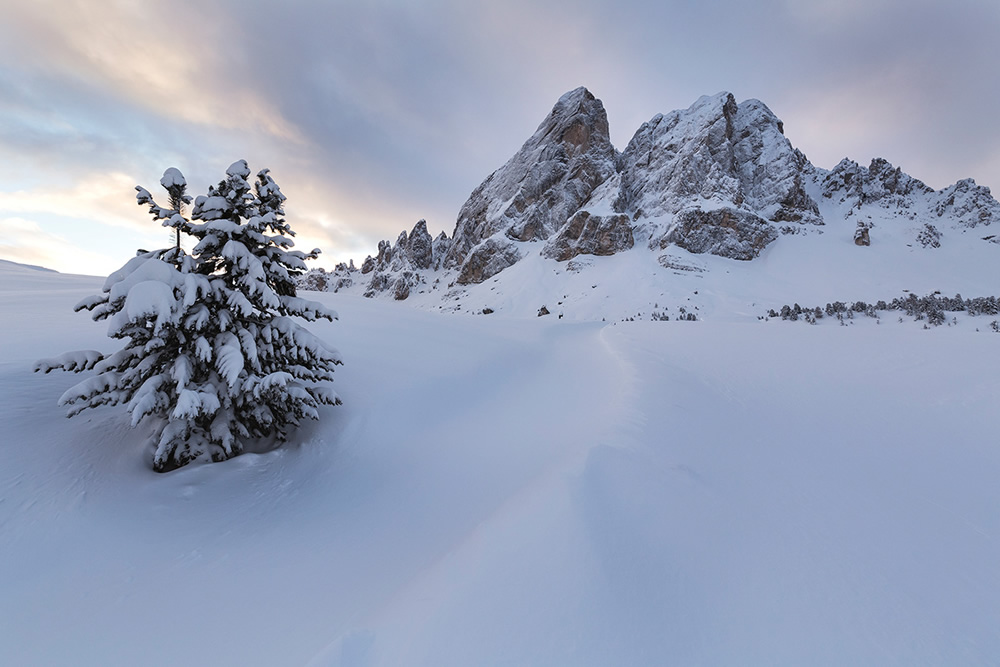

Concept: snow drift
[[2, 257, 1000, 665]]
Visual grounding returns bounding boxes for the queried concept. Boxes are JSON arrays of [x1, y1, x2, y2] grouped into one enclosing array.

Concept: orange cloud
[[2, 0, 303, 141], [0, 172, 159, 234], [0, 217, 122, 276]]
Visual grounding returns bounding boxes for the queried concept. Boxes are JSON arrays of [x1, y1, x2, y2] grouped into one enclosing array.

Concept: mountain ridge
[[304, 87, 999, 318]]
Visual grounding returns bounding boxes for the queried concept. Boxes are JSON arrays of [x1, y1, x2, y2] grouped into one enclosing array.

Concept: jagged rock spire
[[444, 87, 618, 273]]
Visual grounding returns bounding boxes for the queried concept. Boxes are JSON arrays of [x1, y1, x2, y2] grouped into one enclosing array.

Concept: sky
[[1, 0, 998, 276]]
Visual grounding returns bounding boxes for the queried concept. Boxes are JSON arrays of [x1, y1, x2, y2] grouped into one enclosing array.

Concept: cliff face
[[615, 93, 819, 225], [444, 87, 618, 278], [441, 87, 825, 283], [347, 87, 999, 298]]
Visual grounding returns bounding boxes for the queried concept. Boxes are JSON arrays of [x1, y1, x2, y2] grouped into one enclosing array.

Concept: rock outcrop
[[854, 220, 871, 246], [456, 238, 522, 285], [933, 178, 1000, 228], [442, 89, 821, 281], [656, 208, 778, 260], [542, 211, 634, 261], [405, 220, 434, 269], [360, 220, 451, 299], [821, 158, 933, 207]]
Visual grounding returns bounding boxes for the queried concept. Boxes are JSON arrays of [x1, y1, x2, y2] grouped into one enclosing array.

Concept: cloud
[[0, 0, 302, 142], [0, 0, 998, 275], [0, 217, 120, 276], [0, 171, 159, 234]]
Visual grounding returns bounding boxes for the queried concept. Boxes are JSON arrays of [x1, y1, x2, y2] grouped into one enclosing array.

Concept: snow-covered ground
[[2, 257, 999, 665]]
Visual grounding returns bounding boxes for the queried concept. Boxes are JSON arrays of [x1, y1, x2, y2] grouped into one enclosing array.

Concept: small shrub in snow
[[35, 161, 342, 472], [767, 292, 1000, 329], [916, 223, 942, 248]]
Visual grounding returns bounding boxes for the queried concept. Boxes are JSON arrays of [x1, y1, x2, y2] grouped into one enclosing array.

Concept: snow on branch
[[34, 350, 105, 374]]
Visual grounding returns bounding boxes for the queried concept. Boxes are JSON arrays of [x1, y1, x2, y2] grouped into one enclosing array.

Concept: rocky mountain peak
[[616, 92, 819, 226], [549, 87, 612, 157], [820, 157, 932, 206], [339, 87, 999, 300], [443, 86, 618, 279], [933, 178, 1000, 229]]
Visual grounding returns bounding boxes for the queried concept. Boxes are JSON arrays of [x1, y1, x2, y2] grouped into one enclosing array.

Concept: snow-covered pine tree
[[160, 167, 191, 259], [35, 161, 342, 472]]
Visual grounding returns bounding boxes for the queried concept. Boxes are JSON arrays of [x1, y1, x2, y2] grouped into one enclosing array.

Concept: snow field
[[2, 261, 999, 665]]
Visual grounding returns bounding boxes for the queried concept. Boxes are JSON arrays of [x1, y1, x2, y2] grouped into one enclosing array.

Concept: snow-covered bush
[[35, 161, 342, 472], [768, 293, 1000, 329]]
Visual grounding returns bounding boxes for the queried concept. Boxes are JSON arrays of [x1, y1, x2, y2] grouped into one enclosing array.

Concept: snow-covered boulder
[[854, 220, 871, 246]]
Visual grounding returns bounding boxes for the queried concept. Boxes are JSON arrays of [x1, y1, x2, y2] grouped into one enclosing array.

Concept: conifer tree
[[35, 161, 342, 472]]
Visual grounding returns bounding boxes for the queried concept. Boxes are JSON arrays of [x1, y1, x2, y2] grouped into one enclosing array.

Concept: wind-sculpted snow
[[6, 264, 1000, 666]]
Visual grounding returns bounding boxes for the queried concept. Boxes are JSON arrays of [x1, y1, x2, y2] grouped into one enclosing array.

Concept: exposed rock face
[[391, 271, 419, 300], [854, 220, 871, 246], [406, 220, 434, 269], [298, 267, 331, 291], [933, 178, 1000, 228], [443, 89, 820, 281], [821, 158, 932, 206], [819, 159, 999, 233], [299, 262, 357, 293], [431, 231, 452, 270], [657, 208, 778, 260], [456, 238, 522, 285], [615, 93, 820, 225], [378, 238, 394, 266], [343, 87, 1000, 298], [731, 100, 820, 224], [361, 220, 450, 299], [445, 87, 618, 274], [543, 211, 634, 261], [916, 223, 941, 248]]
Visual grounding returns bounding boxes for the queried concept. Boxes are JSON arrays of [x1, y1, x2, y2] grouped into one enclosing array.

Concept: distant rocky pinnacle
[[310, 87, 1000, 299]]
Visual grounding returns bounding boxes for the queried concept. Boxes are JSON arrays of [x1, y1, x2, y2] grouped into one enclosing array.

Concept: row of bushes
[[767, 293, 1000, 327]]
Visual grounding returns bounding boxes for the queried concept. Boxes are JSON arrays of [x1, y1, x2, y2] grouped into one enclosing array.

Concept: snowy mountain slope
[[325, 208, 999, 325], [3, 261, 1000, 666], [327, 88, 997, 318]]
